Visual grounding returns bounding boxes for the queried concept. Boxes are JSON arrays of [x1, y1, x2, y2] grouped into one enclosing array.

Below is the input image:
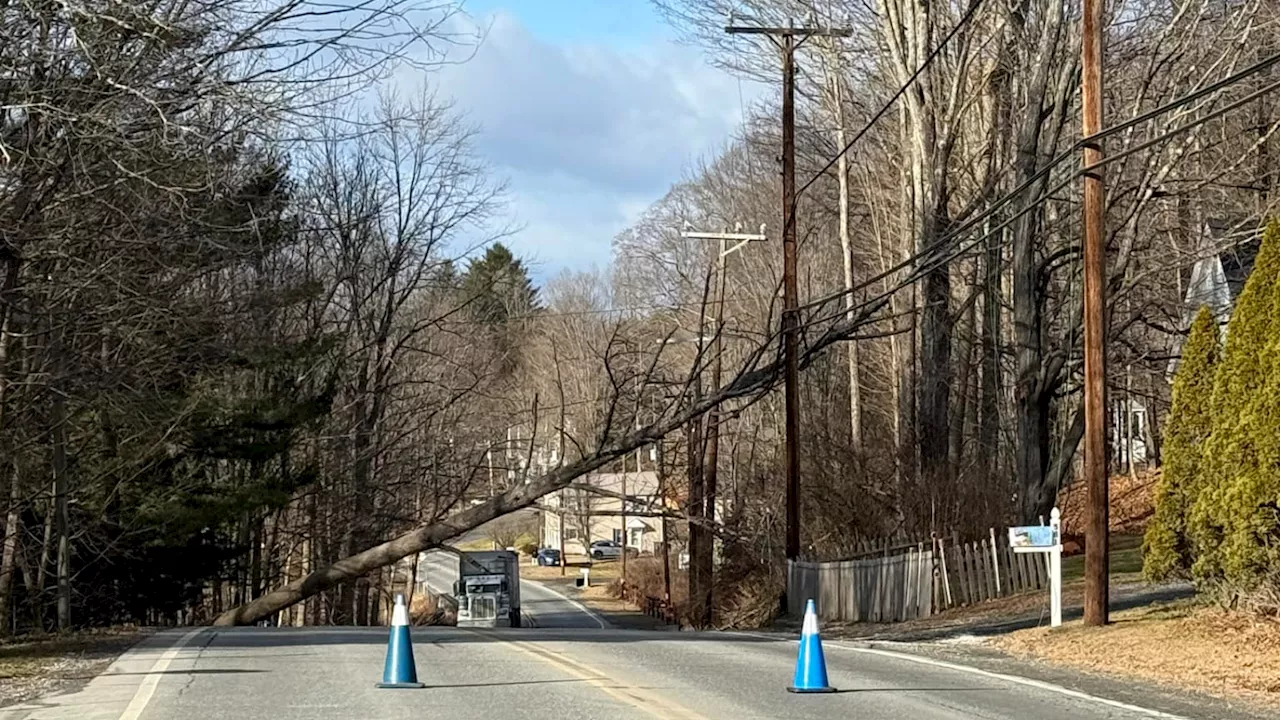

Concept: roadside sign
[[1008, 525, 1058, 548], [1006, 508, 1064, 627]]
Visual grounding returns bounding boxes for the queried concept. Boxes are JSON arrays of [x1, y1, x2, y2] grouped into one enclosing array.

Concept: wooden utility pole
[[657, 439, 673, 608], [725, 19, 851, 565], [685, 370, 705, 625], [681, 226, 766, 627], [1081, 0, 1110, 627], [621, 461, 628, 581]]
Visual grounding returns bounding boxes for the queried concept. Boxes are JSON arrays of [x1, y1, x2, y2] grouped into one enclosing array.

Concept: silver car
[[590, 540, 623, 560]]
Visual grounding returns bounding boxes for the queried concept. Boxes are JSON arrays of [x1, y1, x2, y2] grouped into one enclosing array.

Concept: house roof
[[1198, 215, 1259, 299], [583, 471, 661, 497]]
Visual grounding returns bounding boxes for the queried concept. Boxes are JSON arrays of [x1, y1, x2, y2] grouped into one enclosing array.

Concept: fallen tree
[[214, 293, 891, 626]]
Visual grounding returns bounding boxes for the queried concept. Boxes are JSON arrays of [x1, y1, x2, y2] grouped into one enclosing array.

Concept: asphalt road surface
[[2, 575, 1246, 720], [418, 549, 606, 629], [1, 549, 1258, 720]]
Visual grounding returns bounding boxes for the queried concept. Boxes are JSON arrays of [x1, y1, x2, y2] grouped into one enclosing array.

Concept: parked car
[[535, 547, 562, 566], [589, 540, 637, 561]]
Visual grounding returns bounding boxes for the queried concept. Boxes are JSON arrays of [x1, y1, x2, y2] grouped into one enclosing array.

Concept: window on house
[[564, 526, 580, 540], [628, 527, 643, 548], [612, 528, 623, 544]]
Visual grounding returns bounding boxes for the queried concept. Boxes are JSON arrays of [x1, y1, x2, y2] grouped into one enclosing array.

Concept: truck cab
[[454, 574, 512, 627], [453, 550, 521, 628]]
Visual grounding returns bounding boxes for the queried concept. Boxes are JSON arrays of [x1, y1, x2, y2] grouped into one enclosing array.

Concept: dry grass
[[409, 592, 456, 626], [522, 556, 622, 582], [0, 627, 148, 707], [997, 601, 1280, 705], [1058, 470, 1158, 536]]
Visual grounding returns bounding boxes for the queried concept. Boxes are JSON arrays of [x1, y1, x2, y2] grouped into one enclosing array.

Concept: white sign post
[[1009, 507, 1063, 627]]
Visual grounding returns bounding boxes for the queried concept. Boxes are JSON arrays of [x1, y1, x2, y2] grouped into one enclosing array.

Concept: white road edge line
[[522, 577, 610, 629], [846, 645, 1188, 719], [118, 627, 208, 720], [727, 631, 1186, 719]]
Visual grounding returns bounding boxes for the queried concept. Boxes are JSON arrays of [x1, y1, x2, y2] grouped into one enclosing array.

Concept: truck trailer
[[453, 550, 521, 628]]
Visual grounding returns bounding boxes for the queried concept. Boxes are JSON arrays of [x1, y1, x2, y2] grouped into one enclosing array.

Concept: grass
[[1061, 533, 1145, 583], [521, 555, 624, 582]]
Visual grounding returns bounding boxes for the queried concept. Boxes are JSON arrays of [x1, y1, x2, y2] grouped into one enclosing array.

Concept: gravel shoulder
[[0, 627, 150, 708]]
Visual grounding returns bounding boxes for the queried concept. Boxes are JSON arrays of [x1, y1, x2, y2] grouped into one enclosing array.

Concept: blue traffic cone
[[788, 599, 836, 693], [376, 594, 425, 689]]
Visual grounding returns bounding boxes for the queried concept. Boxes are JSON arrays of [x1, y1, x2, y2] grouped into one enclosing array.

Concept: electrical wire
[[796, 0, 988, 204], [795, 52, 1280, 317]]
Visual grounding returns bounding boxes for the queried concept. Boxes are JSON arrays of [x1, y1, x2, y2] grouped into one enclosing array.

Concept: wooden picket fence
[[787, 530, 1051, 623], [935, 531, 1049, 608], [788, 543, 935, 623]]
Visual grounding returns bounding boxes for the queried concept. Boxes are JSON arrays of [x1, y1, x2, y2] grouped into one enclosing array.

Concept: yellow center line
[[473, 630, 708, 720]]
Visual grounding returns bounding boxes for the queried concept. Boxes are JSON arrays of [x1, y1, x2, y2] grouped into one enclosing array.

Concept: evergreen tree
[[1144, 305, 1219, 580], [462, 243, 540, 374], [462, 243, 539, 324], [1192, 219, 1280, 583]]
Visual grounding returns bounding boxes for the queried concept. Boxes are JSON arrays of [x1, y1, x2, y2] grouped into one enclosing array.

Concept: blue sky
[[423, 0, 762, 281]]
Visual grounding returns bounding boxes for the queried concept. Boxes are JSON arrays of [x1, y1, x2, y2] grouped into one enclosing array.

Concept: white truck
[[453, 550, 521, 628]]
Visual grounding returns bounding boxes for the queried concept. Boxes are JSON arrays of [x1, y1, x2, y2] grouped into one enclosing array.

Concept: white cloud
[[409, 11, 763, 281]]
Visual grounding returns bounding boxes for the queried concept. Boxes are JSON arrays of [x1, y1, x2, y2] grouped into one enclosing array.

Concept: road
[[2, 570, 1241, 720], [417, 549, 606, 629], [0, 624, 1218, 720], [0, 549, 1257, 720]]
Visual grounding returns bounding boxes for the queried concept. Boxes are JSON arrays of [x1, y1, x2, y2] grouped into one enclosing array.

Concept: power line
[[797, 53, 1280, 317], [796, 0, 988, 201]]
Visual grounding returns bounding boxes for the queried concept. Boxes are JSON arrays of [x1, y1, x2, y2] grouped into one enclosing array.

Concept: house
[[1109, 218, 1263, 469], [1175, 217, 1260, 349], [1107, 219, 1262, 469], [541, 471, 667, 556]]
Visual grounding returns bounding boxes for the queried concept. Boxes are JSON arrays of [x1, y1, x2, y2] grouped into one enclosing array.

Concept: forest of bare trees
[[2, 0, 1279, 634]]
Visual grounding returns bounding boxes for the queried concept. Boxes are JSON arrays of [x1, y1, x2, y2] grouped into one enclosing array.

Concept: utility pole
[[682, 225, 767, 627], [685, 369, 705, 625], [726, 19, 852, 565], [657, 439, 672, 608], [1081, 0, 1110, 626]]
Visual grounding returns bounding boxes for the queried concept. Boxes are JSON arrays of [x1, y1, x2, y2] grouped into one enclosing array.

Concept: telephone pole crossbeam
[[725, 20, 851, 570]]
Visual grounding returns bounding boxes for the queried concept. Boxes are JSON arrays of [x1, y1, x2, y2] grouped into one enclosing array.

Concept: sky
[[423, 0, 763, 282]]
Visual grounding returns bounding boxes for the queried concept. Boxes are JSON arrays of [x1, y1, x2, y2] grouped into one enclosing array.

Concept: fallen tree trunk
[[215, 298, 890, 626]]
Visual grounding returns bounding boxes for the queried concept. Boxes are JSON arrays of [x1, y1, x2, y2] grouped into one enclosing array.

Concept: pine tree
[[462, 243, 539, 325], [1144, 305, 1219, 580], [462, 243, 540, 375], [1191, 219, 1280, 583], [1217, 263, 1280, 586]]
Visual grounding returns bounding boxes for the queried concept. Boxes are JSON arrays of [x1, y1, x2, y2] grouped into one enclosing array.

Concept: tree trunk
[[919, 203, 953, 518], [214, 449, 633, 625], [1042, 407, 1086, 514], [0, 461, 19, 637], [0, 286, 21, 636], [979, 225, 1002, 485], [51, 389, 70, 631], [214, 304, 883, 626], [832, 80, 862, 455], [35, 479, 53, 629], [1012, 135, 1051, 524]]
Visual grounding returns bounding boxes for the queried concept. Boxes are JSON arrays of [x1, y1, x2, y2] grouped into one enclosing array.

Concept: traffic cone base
[[376, 595, 425, 689], [788, 599, 836, 693], [787, 686, 838, 694]]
